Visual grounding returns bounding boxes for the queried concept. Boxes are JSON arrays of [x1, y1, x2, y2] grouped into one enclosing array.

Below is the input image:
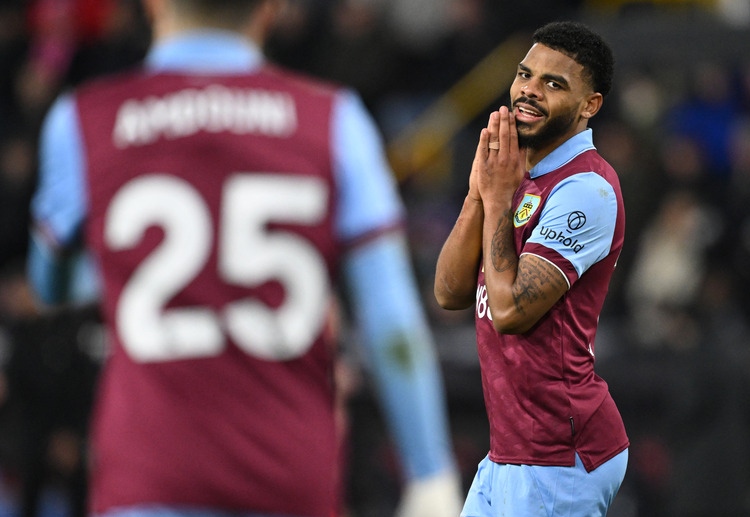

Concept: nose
[[522, 80, 541, 99]]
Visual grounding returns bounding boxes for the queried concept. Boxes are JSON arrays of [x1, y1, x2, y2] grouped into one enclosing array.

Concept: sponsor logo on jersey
[[539, 226, 585, 253], [567, 210, 587, 230], [513, 193, 541, 227]]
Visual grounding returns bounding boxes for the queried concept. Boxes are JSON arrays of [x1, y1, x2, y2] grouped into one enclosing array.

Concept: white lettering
[[113, 85, 298, 148]]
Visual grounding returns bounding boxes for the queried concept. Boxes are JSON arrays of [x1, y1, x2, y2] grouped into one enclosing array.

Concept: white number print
[[475, 284, 493, 321], [105, 173, 330, 363]]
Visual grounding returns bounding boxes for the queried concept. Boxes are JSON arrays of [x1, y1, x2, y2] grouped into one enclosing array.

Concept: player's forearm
[[434, 195, 484, 310], [480, 200, 529, 334], [343, 235, 457, 478], [367, 331, 456, 478], [481, 201, 567, 334]]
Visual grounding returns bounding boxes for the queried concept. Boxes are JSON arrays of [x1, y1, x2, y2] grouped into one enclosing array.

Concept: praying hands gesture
[[469, 106, 526, 209], [435, 106, 567, 333]]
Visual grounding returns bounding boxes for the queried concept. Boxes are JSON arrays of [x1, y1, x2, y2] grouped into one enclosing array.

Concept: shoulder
[[545, 171, 619, 226], [567, 149, 620, 190], [542, 149, 621, 203], [551, 169, 616, 198]]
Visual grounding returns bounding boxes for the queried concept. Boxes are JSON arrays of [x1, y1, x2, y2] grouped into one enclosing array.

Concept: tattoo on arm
[[490, 210, 517, 273], [512, 258, 567, 314], [489, 210, 567, 318]]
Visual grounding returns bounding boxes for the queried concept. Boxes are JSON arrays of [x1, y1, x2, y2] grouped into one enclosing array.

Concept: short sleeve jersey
[[475, 130, 629, 472]]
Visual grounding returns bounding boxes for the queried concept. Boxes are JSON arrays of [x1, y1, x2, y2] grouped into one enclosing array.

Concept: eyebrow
[[518, 63, 571, 90]]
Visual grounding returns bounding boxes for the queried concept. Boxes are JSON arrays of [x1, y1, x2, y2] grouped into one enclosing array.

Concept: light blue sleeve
[[332, 91, 455, 480], [332, 90, 404, 241], [28, 93, 99, 305], [526, 172, 618, 278], [342, 233, 456, 480], [31, 93, 87, 245]]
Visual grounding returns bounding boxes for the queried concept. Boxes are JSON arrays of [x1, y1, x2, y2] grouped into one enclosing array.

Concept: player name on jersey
[[112, 84, 298, 148]]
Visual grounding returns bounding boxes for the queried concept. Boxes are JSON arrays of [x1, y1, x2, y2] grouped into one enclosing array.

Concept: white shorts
[[461, 449, 628, 517]]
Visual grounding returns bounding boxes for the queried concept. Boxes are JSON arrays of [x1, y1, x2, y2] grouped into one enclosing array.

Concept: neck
[[523, 122, 589, 170], [147, 0, 269, 48]]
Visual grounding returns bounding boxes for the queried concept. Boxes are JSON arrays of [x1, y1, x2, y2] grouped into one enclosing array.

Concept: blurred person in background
[[434, 21, 628, 516], [25, 1, 462, 516]]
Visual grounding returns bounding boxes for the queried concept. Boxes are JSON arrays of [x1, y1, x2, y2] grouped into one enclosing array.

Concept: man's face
[[509, 43, 594, 153]]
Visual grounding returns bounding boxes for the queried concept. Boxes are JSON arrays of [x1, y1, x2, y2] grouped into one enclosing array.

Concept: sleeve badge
[[513, 193, 541, 228]]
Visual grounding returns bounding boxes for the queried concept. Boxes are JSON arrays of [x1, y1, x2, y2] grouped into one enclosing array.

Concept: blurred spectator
[[663, 61, 740, 182], [625, 189, 717, 347], [592, 119, 664, 314]]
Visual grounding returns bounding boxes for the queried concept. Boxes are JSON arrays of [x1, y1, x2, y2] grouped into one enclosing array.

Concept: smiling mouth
[[514, 104, 544, 122]]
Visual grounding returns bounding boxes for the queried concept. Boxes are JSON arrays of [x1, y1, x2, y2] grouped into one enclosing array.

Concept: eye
[[517, 71, 531, 79], [546, 80, 561, 90]]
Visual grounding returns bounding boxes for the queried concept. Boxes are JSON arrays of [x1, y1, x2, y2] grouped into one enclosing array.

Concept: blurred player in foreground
[[27, 1, 462, 516], [434, 21, 629, 516]]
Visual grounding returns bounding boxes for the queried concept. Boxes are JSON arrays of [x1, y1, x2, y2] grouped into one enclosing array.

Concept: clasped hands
[[468, 106, 526, 207]]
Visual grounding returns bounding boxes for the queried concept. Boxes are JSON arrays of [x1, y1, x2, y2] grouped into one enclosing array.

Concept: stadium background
[[0, 0, 748, 516]]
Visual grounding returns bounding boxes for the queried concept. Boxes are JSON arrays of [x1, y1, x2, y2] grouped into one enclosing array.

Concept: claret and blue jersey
[[475, 128, 629, 473]]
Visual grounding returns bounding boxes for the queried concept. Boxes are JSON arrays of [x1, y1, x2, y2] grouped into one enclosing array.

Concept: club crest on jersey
[[514, 193, 541, 227]]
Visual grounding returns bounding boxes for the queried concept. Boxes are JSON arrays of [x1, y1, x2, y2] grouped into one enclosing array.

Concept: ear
[[580, 92, 603, 120]]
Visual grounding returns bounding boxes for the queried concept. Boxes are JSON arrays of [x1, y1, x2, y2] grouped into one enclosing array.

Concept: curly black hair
[[532, 21, 615, 97]]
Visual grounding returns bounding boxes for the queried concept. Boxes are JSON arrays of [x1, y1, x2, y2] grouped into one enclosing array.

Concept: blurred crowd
[[0, 0, 749, 516]]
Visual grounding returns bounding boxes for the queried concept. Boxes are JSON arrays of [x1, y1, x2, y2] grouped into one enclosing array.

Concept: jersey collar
[[528, 129, 596, 179], [145, 30, 264, 74]]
